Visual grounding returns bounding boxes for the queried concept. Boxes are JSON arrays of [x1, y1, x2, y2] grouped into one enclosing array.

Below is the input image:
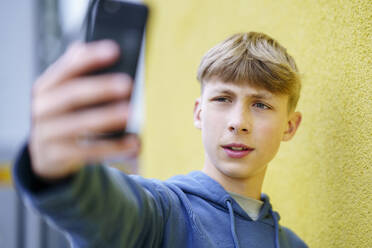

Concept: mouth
[[221, 143, 254, 158]]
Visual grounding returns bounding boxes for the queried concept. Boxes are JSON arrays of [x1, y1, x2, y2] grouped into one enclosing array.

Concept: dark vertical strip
[[39, 219, 48, 248], [15, 194, 25, 248], [35, 0, 63, 75], [34, 1, 63, 247]]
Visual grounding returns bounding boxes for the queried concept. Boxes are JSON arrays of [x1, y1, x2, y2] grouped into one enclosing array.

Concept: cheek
[[252, 120, 284, 164], [254, 118, 284, 145], [202, 107, 216, 127], [201, 110, 224, 144]]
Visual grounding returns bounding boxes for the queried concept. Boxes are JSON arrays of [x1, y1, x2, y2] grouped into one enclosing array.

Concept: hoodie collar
[[167, 171, 281, 248], [167, 171, 281, 225]]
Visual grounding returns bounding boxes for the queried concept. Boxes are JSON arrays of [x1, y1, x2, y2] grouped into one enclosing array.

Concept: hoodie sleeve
[[12, 143, 165, 247], [279, 226, 308, 248]]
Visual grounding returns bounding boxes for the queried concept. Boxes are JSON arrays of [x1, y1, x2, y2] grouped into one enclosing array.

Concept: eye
[[253, 102, 270, 110], [213, 97, 231, 103]]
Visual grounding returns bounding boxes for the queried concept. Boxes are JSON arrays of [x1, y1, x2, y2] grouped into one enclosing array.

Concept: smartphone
[[84, 0, 149, 139]]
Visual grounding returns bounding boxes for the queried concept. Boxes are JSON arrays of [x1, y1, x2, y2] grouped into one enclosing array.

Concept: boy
[[13, 32, 308, 247]]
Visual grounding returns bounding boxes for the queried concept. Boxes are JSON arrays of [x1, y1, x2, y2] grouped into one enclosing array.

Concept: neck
[[202, 160, 267, 201]]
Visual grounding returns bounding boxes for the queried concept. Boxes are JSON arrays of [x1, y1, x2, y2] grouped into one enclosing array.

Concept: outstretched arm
[[13, 40, 167, 247], [13, 143, 166, 247]]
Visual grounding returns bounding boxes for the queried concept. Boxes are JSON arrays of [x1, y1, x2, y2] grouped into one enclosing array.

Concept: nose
[[227, 104, 251, 135]]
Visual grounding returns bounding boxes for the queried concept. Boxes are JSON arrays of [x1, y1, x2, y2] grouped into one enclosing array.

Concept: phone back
[[85, 0, 149, 79]]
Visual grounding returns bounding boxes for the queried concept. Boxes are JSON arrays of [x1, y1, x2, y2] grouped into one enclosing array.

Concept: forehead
[[202, 80, 283, 100]]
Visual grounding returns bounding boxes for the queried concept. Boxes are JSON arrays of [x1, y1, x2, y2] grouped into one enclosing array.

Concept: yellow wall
[[142, 0, 371, 247]]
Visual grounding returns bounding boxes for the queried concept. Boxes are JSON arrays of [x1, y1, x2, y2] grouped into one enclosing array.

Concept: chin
[[218, 164, 253, 179], [218, 161, 266, 180]]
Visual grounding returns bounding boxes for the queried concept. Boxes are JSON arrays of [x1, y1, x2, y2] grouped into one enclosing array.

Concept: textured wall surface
[[142, 0, 371, 247]]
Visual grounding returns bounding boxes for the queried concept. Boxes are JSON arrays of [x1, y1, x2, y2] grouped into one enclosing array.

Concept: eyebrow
[[213, 89, 273, 99]]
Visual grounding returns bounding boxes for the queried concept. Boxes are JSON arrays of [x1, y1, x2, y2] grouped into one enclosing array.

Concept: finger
[[37, 101, 130, 142], [34, 40, 121, 95], [33, 73, 133, 121], [50, 134, 140, 178], [80, 133, 141, 161]]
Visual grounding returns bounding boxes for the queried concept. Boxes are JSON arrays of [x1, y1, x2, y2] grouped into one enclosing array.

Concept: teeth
[[230, 147, 245, 151]]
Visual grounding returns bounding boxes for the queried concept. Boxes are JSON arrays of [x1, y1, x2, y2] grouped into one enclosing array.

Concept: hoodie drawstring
[[269, 208, 280, 248], [226, 199, 241, 248], [226, 199, 281, 248]]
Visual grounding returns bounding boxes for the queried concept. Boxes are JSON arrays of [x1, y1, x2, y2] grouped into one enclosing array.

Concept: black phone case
[[85, 0, 148, 79], [84, 0, 148, 139]]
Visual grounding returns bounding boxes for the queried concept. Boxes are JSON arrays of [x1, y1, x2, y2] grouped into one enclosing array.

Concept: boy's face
[[194, 79, 302, 180]]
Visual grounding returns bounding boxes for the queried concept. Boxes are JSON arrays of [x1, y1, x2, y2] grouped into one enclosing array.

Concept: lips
[[221, 143, 254, 159]]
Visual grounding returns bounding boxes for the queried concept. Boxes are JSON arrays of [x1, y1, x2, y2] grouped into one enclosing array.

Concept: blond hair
[[197, 32, 301, 113]]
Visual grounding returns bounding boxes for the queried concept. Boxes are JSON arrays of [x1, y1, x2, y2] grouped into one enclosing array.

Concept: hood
[[166, 171, 281, 248]]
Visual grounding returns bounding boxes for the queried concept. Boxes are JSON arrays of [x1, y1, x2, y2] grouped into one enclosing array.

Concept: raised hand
[[29, 40, 140, 180]]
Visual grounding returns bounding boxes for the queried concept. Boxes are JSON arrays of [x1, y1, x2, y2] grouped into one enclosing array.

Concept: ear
[[282, 111, 302, 141], [193, 97, 202, 129]]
